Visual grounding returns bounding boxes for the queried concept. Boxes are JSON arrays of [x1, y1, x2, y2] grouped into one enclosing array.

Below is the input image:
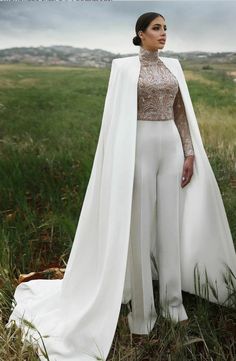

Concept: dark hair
[[132, 12, 165, 46]]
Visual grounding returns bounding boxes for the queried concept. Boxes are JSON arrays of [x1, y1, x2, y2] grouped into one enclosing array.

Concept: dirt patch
[[226, 71, 236, 78]]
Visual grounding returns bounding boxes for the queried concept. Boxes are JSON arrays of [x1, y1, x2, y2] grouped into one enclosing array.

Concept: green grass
[[0, 64, 111, 271], [0, 62, 236, 360]]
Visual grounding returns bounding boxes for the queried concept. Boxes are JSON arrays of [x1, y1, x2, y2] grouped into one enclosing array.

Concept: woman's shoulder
[[160, 56, 183, 71], [160, 56, 180, 64]]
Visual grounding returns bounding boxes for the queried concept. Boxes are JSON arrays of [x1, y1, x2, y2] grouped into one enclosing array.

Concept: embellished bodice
[[137, 46, 178, 121], [137, 46, 194, 157]]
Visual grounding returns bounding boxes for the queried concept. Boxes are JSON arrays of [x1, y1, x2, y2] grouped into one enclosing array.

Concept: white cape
[[5, 55, 236, 361]]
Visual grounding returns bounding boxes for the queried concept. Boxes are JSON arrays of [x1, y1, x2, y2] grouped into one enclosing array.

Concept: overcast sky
[[0, 1, 235, 54]]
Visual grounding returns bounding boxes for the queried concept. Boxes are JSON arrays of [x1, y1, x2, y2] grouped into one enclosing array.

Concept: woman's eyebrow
[[153, 23, 167, 26]]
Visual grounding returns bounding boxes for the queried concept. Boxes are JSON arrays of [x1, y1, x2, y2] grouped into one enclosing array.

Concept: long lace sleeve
[[173, 86, 195, 158]]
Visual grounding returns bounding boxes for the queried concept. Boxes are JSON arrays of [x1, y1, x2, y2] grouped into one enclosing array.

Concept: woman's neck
[[139, 46, 160, 63]]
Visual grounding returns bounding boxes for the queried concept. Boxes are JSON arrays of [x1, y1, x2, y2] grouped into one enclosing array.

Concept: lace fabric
[[137, 46, 194, 157]]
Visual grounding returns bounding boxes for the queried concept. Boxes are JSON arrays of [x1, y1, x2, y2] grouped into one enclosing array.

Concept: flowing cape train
[[5, 55, 236, 361]]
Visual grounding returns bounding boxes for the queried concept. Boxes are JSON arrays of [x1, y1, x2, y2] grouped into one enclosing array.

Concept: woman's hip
[[136, 119, 182, 149], [135, 119, 184, 171]]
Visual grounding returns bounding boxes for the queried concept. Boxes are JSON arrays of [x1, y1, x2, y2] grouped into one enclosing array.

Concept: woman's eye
[[153, 27, 167, 31]]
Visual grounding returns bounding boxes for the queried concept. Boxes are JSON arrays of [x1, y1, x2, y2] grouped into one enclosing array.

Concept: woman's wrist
[[185, 154, 195, 160]]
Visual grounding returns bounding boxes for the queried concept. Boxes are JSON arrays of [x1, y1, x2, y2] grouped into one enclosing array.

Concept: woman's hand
[[181, 155, 195, 188]]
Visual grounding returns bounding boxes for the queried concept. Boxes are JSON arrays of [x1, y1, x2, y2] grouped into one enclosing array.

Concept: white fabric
[[126, 119, 188, 334], [5, 55, 236, 361]]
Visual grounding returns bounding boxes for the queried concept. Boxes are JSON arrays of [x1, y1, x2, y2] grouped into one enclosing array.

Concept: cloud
[[0, 1, 235, 53]]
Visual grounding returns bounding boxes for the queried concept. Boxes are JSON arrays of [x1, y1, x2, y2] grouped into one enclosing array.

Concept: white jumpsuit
[[125, 46, 195, 334]]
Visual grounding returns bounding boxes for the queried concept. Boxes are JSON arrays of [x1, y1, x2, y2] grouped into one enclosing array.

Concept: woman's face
[[138, 16, 167, 51]]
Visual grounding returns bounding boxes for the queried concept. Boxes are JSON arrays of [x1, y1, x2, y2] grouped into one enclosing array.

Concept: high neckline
[[139, 46, 160, 64]]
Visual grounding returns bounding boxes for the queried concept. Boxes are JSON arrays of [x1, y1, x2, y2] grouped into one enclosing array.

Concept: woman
[[124, 12, 195, 334], [6, 11, 236, 361]]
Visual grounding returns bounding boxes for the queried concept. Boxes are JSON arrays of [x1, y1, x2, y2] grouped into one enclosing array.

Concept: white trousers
[[126, 119, 189, 334]]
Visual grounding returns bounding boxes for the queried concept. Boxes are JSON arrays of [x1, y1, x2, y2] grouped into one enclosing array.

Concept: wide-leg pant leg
[[127, 120, 188, 335], [155, 120, 188, 322], [127, 121, 159, 335]]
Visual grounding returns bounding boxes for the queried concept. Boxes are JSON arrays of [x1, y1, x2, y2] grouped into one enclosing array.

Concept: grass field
[[0, 61, 235, 360]]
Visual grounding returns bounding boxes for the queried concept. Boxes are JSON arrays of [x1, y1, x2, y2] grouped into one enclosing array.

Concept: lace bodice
[[137, 46, 194, 158]]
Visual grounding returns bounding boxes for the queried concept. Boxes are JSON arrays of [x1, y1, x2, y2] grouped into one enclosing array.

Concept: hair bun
[[132, 35, 141, 46]]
